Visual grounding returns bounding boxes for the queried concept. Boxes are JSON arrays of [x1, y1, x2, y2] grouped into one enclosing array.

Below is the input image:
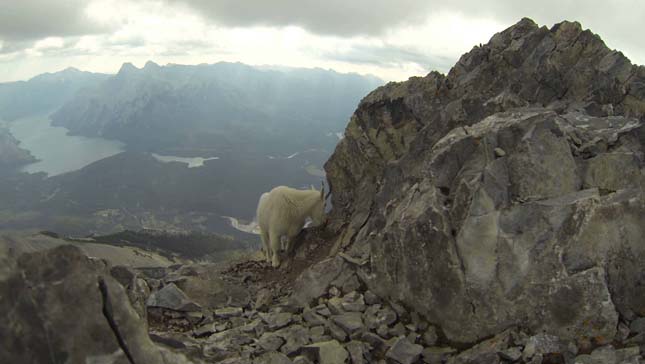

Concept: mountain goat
[[256, 185, 326, 267]]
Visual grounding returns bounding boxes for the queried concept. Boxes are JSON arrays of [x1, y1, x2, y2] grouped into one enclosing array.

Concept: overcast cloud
[[0, 0, 644, 83], [0, 0, 109, 41]]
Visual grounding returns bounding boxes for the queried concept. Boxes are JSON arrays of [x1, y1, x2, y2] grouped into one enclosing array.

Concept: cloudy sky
[[1, 0, 644, 83]]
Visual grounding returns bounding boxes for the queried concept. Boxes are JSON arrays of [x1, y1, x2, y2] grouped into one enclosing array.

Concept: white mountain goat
[[256, 184, 326, 267]]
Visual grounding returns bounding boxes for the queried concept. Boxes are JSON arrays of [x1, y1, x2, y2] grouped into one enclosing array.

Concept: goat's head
[[309, 181, 327, 227]]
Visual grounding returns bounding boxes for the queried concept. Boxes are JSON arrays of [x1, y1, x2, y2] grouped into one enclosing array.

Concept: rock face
[[324, 18, 645, 344], [0, 245, 197, 364]]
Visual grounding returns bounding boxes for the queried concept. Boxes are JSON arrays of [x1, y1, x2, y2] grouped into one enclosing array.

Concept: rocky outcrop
[[324, 18, 645, 345], [0, 245, 198, 364]]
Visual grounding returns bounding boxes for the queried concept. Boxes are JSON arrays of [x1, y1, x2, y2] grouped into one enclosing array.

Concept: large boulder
[[0, 245, 199, 364], [322, 18, 645, 345]]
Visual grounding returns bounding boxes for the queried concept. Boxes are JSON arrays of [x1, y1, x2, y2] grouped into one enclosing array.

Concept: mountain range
[[0, 67, 109, 121], [50, 61, 382, 156]]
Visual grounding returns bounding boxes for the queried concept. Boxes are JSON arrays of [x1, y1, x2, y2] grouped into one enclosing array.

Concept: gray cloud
[[448, 0, 645, 43], [0, 1, 108, 41], [322, 44, 454, 72], [163, 0, 434, 36], [0, 40, 31, 55], [165, 0, 645, 58]]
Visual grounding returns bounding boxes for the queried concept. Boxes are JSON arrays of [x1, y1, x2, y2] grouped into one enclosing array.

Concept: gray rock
[[406, 333, 420, 347], [275, 324, 310, 356], [194, 322, 218, 337], [617, 321, 632, 342], [575, 345, 642, 364], [341, 274, 362, 294], [171, 264, 251, 309], [362, 304, 381, 329], [625, 333, 645, 345], [303, 309, 327, 326], [219, 355, 251, 364], [522, 333, 576, 361], [146, 282, 202, 312], [364, 291, 380, 305], [315, 304, 332, 317], [422, 347, 457, 364], [615, 346, 641, 363], [0, 245, 198, 364], [205, 328, 254, 353], [360, 332, 387, 351], [390, 302, 408, 319], [240, 318, 264, 335], [365, 306, 397, 330], [631, 317, 645, 335], [110, 265, 149, 319], [291, 257, 350, 306], [259, 333, 286, 352], [255, 288, 274, 311], [331, 312, 364, 334], [260, 312, 294, 330], [376, 324, 389, 338], [388, 322, 406, 338], [573, 353, 595, 364], [215, 306, 244, 318], [386, 336, 424, 364], [592, 345, 622, 364], [254, 351, 293, 364], [329, 286, 342, 297], [342, 291, 366, 312], [423, 326, 438, 346], [309, 325, 326, 338], [327, 320, 348, 342], [327, 297, 345, 315], [215, 322, 231, 332], [292, 355, 314, 364], [447, 329, 513, 364], [528, 354, 543, 364], [498, 347, 522, 362], [302, 340, 349, 364], [346, 340, 367, 364], [322, 17, 645, 344]]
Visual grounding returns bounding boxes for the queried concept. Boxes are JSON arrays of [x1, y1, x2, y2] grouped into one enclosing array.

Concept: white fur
[[256, 185, 325, 267]]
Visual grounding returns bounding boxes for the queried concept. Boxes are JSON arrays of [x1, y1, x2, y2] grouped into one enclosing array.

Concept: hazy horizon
[[1, 60, 386, 84]]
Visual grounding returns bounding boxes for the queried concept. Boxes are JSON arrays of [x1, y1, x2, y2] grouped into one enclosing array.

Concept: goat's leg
[[269, 231, 281, 268], [285, 235, 295, 255], [260, 229, 271, 263]]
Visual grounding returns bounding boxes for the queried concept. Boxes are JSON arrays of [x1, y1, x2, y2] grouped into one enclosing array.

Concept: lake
[[8, 114, 125, 176], [151, 153, 219, 167]]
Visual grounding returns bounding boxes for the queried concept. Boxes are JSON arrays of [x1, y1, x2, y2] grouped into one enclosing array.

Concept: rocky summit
[[1, 18, 645, 364], [325, 17, 645, 345]]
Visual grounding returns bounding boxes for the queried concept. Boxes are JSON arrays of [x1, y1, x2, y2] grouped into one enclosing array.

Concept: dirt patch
[[221, 226, 336, 297]]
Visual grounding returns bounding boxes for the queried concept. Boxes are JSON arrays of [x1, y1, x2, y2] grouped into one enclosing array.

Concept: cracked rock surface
[[324, 17, 645, 345], [0, 245, 197, 364]]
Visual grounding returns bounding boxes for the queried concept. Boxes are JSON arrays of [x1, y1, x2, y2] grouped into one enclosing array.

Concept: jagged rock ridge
[[324, 18, 645, 345]]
